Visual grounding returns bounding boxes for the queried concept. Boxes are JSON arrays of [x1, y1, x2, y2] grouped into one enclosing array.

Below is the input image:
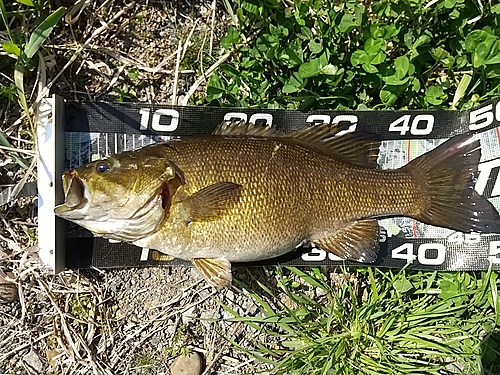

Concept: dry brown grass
[[0, 1, 272, 374]]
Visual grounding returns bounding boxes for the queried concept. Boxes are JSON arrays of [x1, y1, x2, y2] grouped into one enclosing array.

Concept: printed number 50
[[469, 101, 500, 131]]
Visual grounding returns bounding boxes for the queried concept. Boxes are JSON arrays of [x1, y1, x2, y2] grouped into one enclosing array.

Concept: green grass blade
[[17, 0, 35, 6], [286, 267, 329, 290], [0, 94, 28, 169], [0, 0, 12, 41], [452, 73, 472, 108], [23, 6, 65, 60]]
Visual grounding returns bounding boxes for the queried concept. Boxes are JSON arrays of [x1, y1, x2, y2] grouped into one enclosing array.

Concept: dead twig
[[33, 2, 135, 107], [172, 40, 183, 105], [181, 52, 231, 106], [201, 303, 256, 375]]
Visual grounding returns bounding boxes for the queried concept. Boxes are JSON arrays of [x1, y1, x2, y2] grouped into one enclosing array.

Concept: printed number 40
[[392, 243, 446, 265], [388, 114, 434, 136]]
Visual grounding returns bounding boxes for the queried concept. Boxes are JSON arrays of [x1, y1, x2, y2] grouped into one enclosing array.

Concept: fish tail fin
[[403, 133, 500, 233]]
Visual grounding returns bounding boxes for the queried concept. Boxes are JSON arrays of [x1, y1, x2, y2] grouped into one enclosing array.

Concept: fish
[[54, 122, 500, 287]]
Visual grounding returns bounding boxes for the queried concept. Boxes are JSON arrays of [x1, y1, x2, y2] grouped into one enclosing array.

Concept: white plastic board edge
[[37, 95, 65, 273]]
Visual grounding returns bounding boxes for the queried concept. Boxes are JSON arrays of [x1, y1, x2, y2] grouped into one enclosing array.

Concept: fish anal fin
[[312, 219, 380, 263], [192, 258, 232, 288], [182, 182, 242, 222]]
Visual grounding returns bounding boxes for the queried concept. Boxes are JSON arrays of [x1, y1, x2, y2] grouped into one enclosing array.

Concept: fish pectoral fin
[[183, 182, 242, 221], [192, 257, 232, 288], [312, 219, 380, 263]]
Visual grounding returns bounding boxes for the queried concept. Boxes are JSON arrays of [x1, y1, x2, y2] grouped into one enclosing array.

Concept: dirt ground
[[0, 1, 276, 374]]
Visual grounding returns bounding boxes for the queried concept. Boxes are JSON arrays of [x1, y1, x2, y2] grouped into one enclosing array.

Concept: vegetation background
[[0, 0, 499, 374]]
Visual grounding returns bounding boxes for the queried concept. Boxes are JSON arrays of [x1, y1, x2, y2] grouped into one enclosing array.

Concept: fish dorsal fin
[[287, 124, 381, 168], [213, 120, 285, 137], [213, 121, 380, 168]]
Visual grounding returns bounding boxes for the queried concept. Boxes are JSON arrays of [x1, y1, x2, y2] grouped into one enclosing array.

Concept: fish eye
[[96, 161, 110, 173]]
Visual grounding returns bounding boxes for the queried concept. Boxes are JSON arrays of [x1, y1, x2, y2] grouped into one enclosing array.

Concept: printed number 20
[[388, 114, 434, 136]]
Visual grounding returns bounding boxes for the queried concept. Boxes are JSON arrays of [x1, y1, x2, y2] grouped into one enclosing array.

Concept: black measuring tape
[[62, 98, 500, 271]]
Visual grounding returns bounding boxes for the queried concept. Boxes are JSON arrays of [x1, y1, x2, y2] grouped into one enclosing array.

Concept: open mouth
[[54, 170, 88, 214]]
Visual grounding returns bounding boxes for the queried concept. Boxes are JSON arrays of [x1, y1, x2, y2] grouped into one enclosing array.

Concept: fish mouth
[[54, 170, 88, 215]]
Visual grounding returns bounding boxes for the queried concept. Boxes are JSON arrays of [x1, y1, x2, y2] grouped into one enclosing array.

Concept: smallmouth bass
[[55, 122, 500, 287]]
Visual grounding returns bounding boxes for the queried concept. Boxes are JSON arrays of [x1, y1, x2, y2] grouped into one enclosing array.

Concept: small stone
[[170, 352, 203, 375], [23, 350, 43, 373], [181, 305, 198, 324], [141, 268, 151, 279], [166, 324, 176, 335], [0, 271, 18, 304], [190, 267, 202, 281], [150, 334, 162, 346], [109, 280, 118, 293], [45, 349, 60, 367], [225, 290, 235, 301]]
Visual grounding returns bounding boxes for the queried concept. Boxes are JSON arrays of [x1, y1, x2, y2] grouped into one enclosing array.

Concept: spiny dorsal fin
[[287, 124, 381, 168], [213, 121, 380, 168], [213, 120, 285, 137]]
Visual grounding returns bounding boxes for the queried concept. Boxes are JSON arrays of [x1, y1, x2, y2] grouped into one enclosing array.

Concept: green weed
[[209, 0, 500, 110], [164, 323, 195, 357], [134, 352, 159, 375], [208, 4, 500, 371], [0, 0, 65, 168], [225, 267, 500, 375]]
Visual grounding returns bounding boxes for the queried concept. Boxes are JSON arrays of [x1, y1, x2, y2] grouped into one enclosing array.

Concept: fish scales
[[54, 123, 500, 287], [136, 137, 427, 260]]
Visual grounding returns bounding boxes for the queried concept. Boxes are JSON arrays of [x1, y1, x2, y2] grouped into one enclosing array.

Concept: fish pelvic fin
[[192, 258, 232, 288], [183, 182, 243, 222], [404, 133, 500, 233], [312, 219, 380, 263]]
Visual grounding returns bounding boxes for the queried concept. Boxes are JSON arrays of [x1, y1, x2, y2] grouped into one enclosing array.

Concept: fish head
[[54, 148, 184, 241]]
